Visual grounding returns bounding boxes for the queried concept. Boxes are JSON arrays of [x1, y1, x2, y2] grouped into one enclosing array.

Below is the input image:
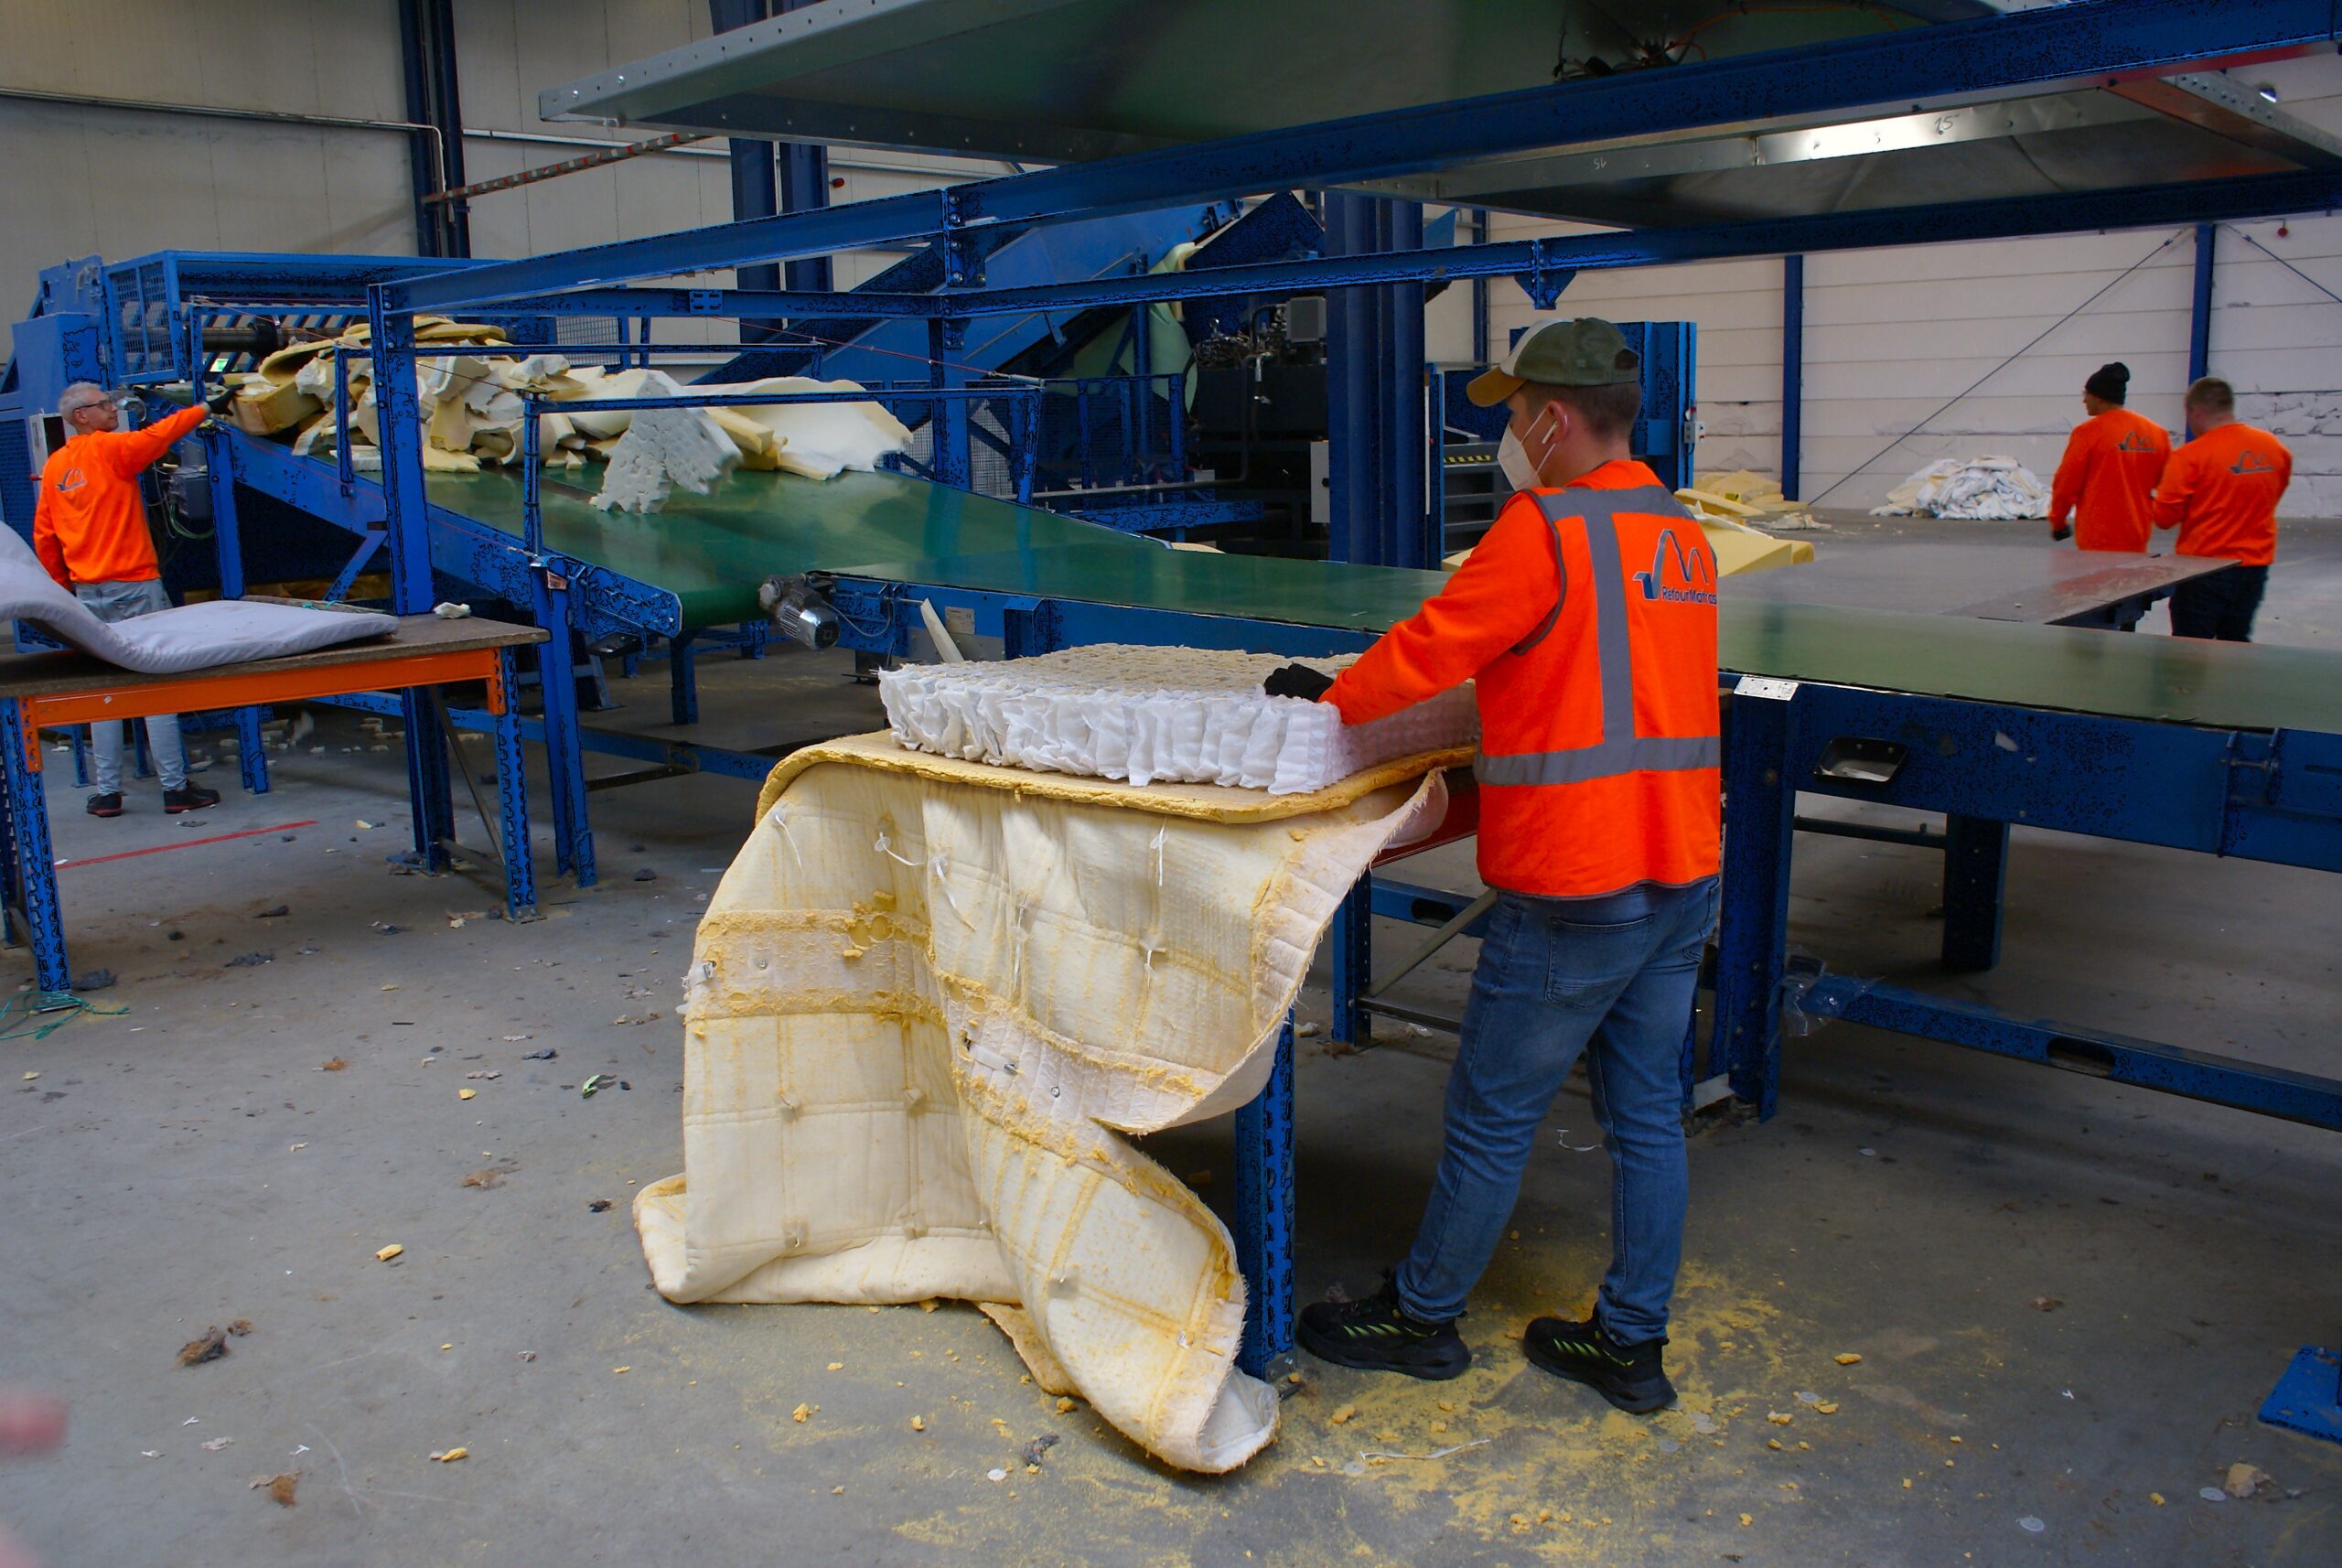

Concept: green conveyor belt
[[1719, 601, 2342, 736], [840, 542, 2342, 736], [421, 464, 1118, 630], [414, 463, 2342, 737]]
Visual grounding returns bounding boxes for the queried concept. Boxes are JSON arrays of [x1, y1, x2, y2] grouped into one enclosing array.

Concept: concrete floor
[[3, 521, 2339, 1567]]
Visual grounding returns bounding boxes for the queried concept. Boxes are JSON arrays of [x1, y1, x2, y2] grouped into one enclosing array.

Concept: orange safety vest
[[1473, 484, 1721, 897], [1324, 461, 1721, 899]]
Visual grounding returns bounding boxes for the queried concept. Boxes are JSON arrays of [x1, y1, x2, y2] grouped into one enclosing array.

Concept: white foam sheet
[[0, 526, 394, 674], [878, 644, 1477, 795]]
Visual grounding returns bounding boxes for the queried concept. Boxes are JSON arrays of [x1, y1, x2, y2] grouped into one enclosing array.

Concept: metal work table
[[1724, 542, 2229, 628], [0, 616, 548, 994]]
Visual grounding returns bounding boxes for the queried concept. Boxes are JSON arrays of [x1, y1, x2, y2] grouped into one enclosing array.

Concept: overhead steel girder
[[382, 0, 2337, 314], [553, 168, 2342, 324]]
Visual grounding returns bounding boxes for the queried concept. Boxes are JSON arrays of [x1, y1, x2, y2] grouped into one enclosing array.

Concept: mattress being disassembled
[[636, 729, 1459, 1471], [878, 644, 1478, 795]]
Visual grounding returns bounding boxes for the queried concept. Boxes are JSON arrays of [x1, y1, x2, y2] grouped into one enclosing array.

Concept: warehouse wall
[[0, 0, 1004, 360], [1485, 57, 2342, 517], [0, 0, 414, 358]]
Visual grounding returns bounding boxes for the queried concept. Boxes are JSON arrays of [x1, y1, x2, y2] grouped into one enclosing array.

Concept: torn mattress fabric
[[0, 522, 392, 673], [1870, 456, 2050, 520], [878, 643, 1477, 795], [636, 731, 1459, 1472]]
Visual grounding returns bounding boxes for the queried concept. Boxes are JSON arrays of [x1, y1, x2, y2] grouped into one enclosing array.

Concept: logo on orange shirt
[[2229, 449, 2276, 476], [1635, 530, 1718, 606], [2116, 433, 2157, 453], [54, 468, 85, 494]]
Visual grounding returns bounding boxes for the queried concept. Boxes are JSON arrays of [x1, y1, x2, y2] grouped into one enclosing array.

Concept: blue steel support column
[[0, 735, 17, 948], [1780, 254, 1805, 500], [1232, 1014, 1296, 1376], [1330, 878, 1374, 1048], [202, 428, 271, 795], [669, 631, 700, 726], [711, 0, 783, 338], [1, 702, 69, 993], [1325, 192, 1383, 564], [1385, 201, 1430, 568], [2189, 223, 2216, 382], [395, 0, 470, 258], [1470, 209, 1493, 365], [1940, 816, 2009, 972], [1716, 688, 1798, 1116], [928, 317, 971, 489], [781, 143, 833, 296], [531, 566, 596, 887], [368, 295, 456, 874], [490, 646, 539, 920]]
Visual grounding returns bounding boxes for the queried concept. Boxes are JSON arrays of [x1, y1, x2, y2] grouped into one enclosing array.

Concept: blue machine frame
[[8, 0, 2339, 1423]]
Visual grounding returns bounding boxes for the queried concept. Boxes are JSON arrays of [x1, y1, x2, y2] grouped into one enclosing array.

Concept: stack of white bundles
[[878, 643, 1477, 795], [1870, 456, 2051, 520]]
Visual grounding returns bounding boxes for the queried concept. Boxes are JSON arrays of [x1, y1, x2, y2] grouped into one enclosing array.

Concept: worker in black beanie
[[2048, 360, 2170, 555], [2083, 362, 2130, 405]]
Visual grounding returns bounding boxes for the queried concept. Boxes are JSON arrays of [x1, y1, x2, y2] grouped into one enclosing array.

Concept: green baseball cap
[[1466, 317, 1642, 405]]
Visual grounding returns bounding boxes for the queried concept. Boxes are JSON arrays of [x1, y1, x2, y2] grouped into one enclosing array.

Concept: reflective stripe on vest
[[1475, 485, 1721, 788]]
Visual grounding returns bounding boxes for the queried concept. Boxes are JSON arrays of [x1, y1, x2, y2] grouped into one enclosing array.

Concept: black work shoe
[[163, 784, 220, 814], [85, 792, 124, 818], [1523, 1315, 1674, 1413], [1297, 1274, 1470, 1380]]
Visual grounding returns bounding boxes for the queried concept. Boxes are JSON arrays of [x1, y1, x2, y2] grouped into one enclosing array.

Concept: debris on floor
[[428, 1446, 468, 1463], [223, 951, 273, 968], [522, 1047, 556, 1059], [199, 1436, 233, 1453], [375, 1244, 403, 1262], [250, 1472, 298, 1506], [588, 1199, 614, 1212], [1020, 1434, 1059, 1468]]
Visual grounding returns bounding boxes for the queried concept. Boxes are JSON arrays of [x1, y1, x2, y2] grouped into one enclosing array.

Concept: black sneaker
[[85, 792, 124, 818], [1522, 1315, 1674, 1413], [163, 784, 220, 814], [1297, 1274, 1469, 1380]]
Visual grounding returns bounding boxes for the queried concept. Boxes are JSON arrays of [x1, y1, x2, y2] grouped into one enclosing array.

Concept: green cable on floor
[[0, 990, 130, 1041]]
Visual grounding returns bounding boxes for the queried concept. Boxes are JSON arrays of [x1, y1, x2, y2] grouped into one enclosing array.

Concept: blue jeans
[[73, 579, 188, 793], [1395, 876, 1720, 1343]]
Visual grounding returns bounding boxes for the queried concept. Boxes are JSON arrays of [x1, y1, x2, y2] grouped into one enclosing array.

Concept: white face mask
[[1498, 405, 1555, 491]]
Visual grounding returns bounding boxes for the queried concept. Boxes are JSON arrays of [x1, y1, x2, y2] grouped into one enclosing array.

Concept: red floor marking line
[[55, 821, 321, 871]]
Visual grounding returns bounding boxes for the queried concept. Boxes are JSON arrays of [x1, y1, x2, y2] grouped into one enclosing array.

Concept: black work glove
[[204, 384, 235, 414], [1262, 663, 1335, 702], [2049, 521, 2072, 543]]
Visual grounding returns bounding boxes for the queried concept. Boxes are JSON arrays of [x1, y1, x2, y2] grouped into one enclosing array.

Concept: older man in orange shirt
[[31, 382, 224, 816], [2154, 376, 2292, 643]]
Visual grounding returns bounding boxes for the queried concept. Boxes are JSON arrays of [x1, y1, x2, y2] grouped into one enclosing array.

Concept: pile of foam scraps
[[1681, 469, 1824, 530], [219, 320, 909, 493], [1870, 456, 2050, 520], [878, 643, 1477, 795], [590, 371, 739, 514], [634, 732, 1456, 1470]]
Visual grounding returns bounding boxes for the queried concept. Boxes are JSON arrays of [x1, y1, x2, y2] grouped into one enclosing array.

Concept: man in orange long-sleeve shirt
[[2047, 361, 2168, 553], [31, 382, 222, 816], [1273, 319, 1718, 1415], [2154, 376, 2291, 642]]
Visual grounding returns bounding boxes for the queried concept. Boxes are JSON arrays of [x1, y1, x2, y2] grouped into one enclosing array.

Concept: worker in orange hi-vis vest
[[1267, 318, 1719, 1416], [2154, 375, 2292, 643], [2047, 361, 2169, 554], [31, 381, 228, 817]]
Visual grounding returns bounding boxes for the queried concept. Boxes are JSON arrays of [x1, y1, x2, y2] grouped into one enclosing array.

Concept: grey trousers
[[73, 579, 188, 793]]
